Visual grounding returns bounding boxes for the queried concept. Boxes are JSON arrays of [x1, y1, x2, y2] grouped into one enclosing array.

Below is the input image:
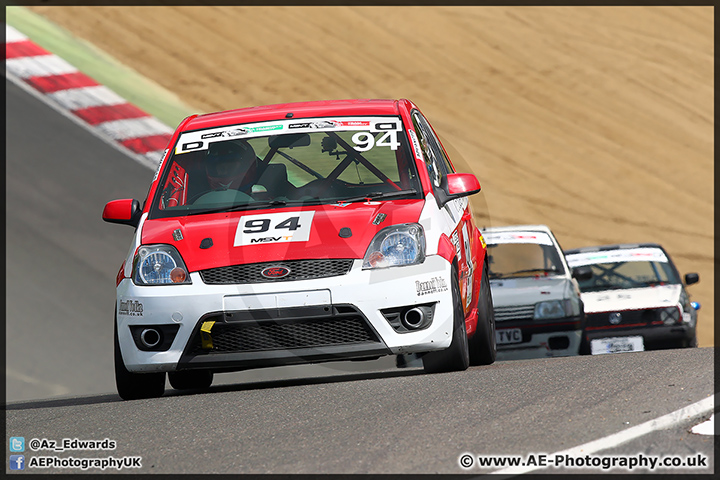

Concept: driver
[[205, 140, 259, 192]]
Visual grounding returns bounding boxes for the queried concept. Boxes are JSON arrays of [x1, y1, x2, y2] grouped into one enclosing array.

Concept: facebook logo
[[9, 437, 25, 452], [9, 455, 25, 470]]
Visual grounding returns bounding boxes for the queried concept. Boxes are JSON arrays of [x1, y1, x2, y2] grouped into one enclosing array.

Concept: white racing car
[[565, 243, 700, 355], [482, 225, 589, 360], [103, 99, 497, 400]]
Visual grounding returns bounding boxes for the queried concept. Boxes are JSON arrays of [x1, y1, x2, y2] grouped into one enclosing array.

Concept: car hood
[[140, 200, 424, 272], [581, 285, 682, 313], [489, 276, 570, 307]]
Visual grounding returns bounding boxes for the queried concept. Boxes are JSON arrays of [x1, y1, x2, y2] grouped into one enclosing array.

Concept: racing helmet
[[205, 140, 258, 190]]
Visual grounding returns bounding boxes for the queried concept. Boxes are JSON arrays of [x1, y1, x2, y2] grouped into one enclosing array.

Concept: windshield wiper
[[187, 199, 288, 216], [335, 189, 418, 204]]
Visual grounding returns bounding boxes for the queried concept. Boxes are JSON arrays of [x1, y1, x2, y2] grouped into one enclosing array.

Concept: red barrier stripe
[[24, 72, 99, 94], [5, 40, 49, 59], [7, 34, 173, 160], [121, 134, 172, 154], [73, 103, 150, 125]]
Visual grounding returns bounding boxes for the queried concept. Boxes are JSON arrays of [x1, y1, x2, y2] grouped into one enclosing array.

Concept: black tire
[[677, 333, 698, 349], [168, 370, 214, 390], [422, 267, 470, 374], [576, 306, 589, 355], [469, 259, 496, 366], [114, 318, 165, 401], [579, 334, 591, 355]]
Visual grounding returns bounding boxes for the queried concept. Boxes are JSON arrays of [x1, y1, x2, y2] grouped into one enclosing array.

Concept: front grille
[[200, 259, 354, 284], [187, 307, 380, 355], [586, 309, 657, 328], [494, 305, 535, 322]]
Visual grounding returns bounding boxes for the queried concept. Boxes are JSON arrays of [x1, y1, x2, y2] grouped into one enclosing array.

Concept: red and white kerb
[[4, 24, 173, 167]]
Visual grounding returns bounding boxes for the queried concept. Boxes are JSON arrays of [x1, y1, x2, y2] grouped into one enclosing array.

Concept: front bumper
[[495, 315, 583, 360], [116, 256, 456, 372], [583, 323, 696, 350]]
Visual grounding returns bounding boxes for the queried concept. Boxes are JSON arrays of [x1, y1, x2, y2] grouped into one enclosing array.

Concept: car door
[[411, 110, 476, 310]]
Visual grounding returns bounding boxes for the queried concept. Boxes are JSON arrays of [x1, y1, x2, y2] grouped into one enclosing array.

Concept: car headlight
[[534, 300, 567, 320], [132, 245, 191, 285], [659, 306, 681, 325], [362, 223, 426, 269]]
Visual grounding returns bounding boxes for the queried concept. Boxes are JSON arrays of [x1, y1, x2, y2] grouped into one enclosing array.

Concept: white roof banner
[[484, 231, 554, 246], [566, 247, 668, 267]]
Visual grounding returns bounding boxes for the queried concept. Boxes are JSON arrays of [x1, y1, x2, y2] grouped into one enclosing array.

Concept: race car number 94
[[234, 211, 315, 246]]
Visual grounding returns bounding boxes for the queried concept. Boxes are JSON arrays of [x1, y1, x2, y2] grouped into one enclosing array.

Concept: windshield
[[486, 242, 566, 279], [149, 116, 422, 218], [566, 247, 681, 292], [575, 260, 680, 292]]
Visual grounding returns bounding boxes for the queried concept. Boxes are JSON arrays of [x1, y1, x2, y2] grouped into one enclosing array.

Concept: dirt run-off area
[[28, 6, 714, 346]]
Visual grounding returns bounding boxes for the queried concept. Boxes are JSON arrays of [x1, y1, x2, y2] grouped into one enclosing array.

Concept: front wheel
[[579, 335, 591, 355], [676, 333, 698, 349], [469, 259, 496, 366], [114, 318, 165, 401], [423, 267, 470, 374]]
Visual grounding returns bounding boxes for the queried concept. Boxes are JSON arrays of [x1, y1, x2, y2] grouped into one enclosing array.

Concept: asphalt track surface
[[5, 79, 715, 474]]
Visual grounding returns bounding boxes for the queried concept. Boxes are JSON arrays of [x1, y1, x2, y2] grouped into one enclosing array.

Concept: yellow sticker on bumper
[[200, 321, 215, 350]]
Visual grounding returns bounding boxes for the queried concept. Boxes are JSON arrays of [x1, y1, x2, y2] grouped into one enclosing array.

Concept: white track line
[[6, 368, 70, 398], [691, 414, 714, 436], [492, 394, 715, 475]]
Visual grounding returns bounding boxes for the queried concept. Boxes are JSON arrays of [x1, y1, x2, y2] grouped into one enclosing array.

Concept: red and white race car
[[565, 243, 700, 355], [103, 99, 496, 400]]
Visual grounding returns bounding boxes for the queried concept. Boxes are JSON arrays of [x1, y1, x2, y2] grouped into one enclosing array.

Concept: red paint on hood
[[140, 200, 424, 272]]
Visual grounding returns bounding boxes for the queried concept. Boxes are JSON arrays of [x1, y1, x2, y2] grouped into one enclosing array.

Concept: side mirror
[[436, 173, 481, 206], [572, 266, 593, 281], [103, 199, 142, 228], [684, 273, 699, 285]]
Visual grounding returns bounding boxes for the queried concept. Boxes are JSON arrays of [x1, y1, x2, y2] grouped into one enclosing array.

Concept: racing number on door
[[234, 211, 315, 246]]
